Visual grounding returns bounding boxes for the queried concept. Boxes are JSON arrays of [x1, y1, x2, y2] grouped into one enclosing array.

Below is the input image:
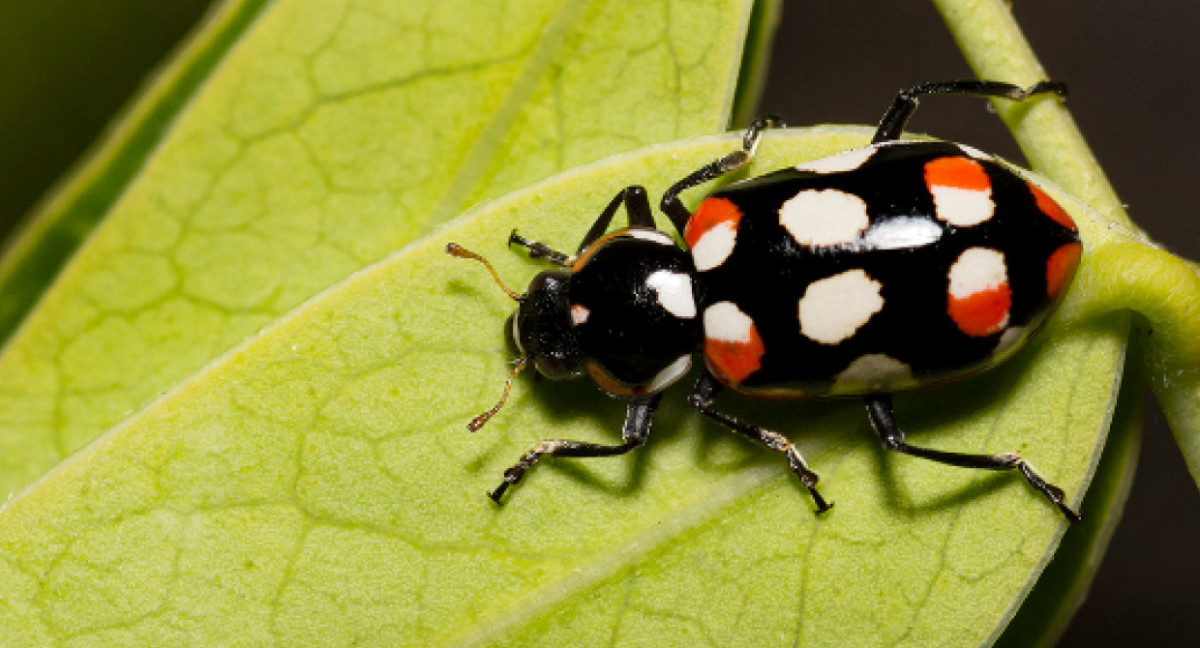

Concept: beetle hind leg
[[687, 371, 832, 513], [864, 394, 1081, 523], [872, 79, 1067, 144]]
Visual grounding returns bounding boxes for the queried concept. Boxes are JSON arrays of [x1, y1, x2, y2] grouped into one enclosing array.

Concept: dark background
[[0, 1, 1196, 645]]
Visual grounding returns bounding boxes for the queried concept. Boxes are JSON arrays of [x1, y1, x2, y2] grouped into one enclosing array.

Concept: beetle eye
[[505, 314, 522, 356], [534, 355, 582, 381]]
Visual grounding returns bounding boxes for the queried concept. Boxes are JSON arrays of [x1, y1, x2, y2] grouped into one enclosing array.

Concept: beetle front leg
[[489, 393, 662, 503], [864, 394, 1081, 522], [508, 230, 572, 266], [687, 371, 832, 513], [509, 185, 658, 267]]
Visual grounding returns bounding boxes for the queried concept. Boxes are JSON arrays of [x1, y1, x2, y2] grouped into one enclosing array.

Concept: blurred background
[[0, 1, 1195, 645]]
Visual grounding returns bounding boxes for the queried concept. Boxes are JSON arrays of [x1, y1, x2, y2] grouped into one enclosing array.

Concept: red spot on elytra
[[948, 284, 1012, 337], [1028, 182, 1077, 230], [705, 328, 765, 385], [1046, 242, 1082, 299], [925, 156, 991, 192], [685, 196, 742, 249]]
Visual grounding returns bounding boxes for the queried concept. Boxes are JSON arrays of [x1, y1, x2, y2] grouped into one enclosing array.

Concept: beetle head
[[446, 243, 584, 431]]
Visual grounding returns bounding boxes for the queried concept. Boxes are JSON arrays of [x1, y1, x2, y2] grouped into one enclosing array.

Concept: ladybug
[[447, 80, 1083, 522]]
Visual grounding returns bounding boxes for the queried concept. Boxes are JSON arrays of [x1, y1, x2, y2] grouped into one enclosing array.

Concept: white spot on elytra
[[570, 304, 590, 325], [779, 189, 870, 247], [646, 270, 696, 318], [948, 247, 1008, 299], [691, 221, 737, 271], [796, 146, 877, 174], [930, 185, 995, 227], [798, 268, 884, 344], [831, 354, 914, 394], [627, 228, 676, 246], [703, 301, 755, 343], [647, 354, 693, 393]]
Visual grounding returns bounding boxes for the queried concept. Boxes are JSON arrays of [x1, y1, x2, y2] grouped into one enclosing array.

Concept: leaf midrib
[[425, 0, 601, 228]]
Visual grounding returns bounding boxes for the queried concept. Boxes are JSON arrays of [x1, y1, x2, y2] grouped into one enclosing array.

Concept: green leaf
[[0, 129, 1124, 646], [996, 348, 1143, 648], [0, 0, 761, 500], [0, 0, 272, 343]]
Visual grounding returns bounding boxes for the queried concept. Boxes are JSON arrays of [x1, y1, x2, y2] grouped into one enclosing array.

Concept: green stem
[[1074, 243, 1200, 364], [1076, 241, 1200, 482], [932, 0, 1130, 228]]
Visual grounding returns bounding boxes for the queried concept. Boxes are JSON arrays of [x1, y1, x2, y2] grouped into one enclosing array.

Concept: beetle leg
[[864, 394, 1081, 523], [687, 371, 832, 513], [576, 185, 657, 254], [512, 186, 658, 266], [508, 230, 572, 266], [661, 115, 785, 235], [872, 80, 1067, 144], [488, 393, 662, 503]]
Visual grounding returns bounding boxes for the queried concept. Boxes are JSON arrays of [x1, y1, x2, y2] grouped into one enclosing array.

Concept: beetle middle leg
[[864, 394, 1081, 522], [488, 393, 662, 503], [661, 115, 784, 234], [687, 371, 832, 513]]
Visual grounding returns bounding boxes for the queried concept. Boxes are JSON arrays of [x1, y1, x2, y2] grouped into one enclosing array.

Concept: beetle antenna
[[468, 357, 528, 432], [446, 243, 525, 301]]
